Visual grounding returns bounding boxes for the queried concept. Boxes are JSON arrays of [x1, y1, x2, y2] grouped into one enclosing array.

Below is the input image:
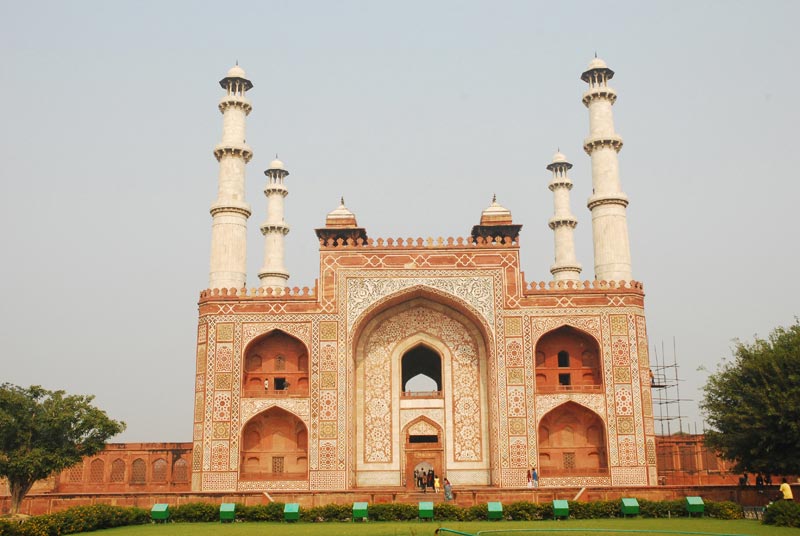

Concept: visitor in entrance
[[526, 467, 533, 488], [419, 470, 426, 492], [444, 478, 453, 501], [427, 469, 434, 492], [264, 378, 269, 391], [434, 475, 440, 493], [532, 466, 539, 488]]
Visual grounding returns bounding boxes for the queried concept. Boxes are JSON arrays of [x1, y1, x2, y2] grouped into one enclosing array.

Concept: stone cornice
[[587, 193, 629, 210], [583, 135, 623, 154], [257, 270, 290, 281], [550, 263, 582, 275], [319, 235, 520, 249], [213, 144, 253, 163]]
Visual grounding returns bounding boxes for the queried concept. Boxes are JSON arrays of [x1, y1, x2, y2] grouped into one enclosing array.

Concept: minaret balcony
[[260, 223, 290, 235], [581, 87, 617, 106], [214, 144, 253, 163], [548, 217, 578, 230], [218, 95, 252, 114], [210, 200, 252, 218], [582, 135, 623, 154]]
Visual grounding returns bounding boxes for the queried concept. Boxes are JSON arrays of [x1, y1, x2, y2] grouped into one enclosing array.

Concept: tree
[[0, 384, 125, 514], [701, 321, 800, 475]]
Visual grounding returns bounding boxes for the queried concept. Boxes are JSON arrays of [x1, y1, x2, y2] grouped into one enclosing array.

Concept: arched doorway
[[240, 407, 308, 480], [538, 402, 608, 477], [403, 418, 444, 490]]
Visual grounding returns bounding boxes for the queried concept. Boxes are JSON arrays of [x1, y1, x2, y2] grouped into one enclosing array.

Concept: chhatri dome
[[227, 64, 247, 78], [268, 157, 285, 171], [325, 198, 359, 228], [479, 195, 514, 226]]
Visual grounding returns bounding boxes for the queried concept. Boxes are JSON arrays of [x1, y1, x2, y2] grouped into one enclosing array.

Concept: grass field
[[94, 518, 798, 536]]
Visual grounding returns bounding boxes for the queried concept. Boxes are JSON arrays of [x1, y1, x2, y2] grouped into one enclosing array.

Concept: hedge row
[[5, 498, 797, 535], [0, 504, 149, 536]]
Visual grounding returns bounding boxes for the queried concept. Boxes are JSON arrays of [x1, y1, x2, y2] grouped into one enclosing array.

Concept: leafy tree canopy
[[0, 383, 125, 513], [701, 321, 800, 474]]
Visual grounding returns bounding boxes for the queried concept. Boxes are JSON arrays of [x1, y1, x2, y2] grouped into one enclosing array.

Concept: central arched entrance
[[353, 296, 491, 488]]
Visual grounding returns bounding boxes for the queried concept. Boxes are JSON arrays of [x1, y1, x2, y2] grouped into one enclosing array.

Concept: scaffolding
[[650, 338, 689, 436]]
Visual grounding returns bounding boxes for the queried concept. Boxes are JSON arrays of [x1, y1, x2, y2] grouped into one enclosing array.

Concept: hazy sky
[[1, 1, 797, 442]]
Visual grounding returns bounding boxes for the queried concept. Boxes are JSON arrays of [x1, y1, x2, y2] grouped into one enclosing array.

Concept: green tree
[[701, 321, 800, 474], [0, 384, 125, 514]]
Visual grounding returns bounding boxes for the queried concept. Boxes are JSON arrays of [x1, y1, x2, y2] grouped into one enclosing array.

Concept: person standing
[[434, 475, 441, 493], [444, 478, 453, 501], [779, 478, 794, 501], [427, 470, 434, 493], [526, 467, 533, 488], [532, 467, 539, 488]]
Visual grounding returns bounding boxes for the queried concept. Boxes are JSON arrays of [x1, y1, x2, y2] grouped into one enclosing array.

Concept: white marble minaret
[[547, 151, 582, 281], [209, 64, 253, 289], [258, 157, 290, 288], [581, 57, 632, 281]]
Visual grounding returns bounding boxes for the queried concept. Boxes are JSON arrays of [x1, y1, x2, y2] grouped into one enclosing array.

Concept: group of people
[[414, 469, 453, 500], [526, 466, 539, 488], [740, 472, 794, 501]]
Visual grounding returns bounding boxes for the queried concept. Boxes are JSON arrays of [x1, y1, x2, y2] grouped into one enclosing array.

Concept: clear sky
[[0, 1, 797, 442]]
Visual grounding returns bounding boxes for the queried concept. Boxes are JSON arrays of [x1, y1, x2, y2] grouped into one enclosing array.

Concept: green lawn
[[94, 518, 798, 536]]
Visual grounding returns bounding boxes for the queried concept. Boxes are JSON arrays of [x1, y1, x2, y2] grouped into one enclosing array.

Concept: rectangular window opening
[[409, 435, 438, 444], [558, 373, 571, 386]]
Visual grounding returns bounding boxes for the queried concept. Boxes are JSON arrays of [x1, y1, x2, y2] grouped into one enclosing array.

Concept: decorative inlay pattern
[[535, 394, 606, 422], [408, 420, 439, 435], [614, 385, 633, 415], [505, 317, 522, 336], [239, 399, 310, 425], [611, 466, 648, 486], [241, 322, 311, 347], [347, 275, 495, 327], [400, 409, 444, 430], [362, 306, 482, 463]]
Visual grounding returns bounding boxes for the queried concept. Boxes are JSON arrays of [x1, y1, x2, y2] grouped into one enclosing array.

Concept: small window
[[409, 435, 438, 444], [272, 456, 285, 474], [173, 458, 188, 483], [558, 351, 570, 367], [564, 452, 576, 469], [110, 459, 125, 482], [558, 373, 571, 386], [275, 355, 285, 371], [275, 378, 288, 390]]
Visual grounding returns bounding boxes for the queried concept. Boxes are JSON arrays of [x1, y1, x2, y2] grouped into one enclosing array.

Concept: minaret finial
[[492, 193, 496, 203], [340, 196, 345, 206], [236, 59, 239, 66], [594, 51, 597, 58]]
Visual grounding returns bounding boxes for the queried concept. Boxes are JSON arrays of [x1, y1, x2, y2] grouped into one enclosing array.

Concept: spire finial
[[557, 146, 560, 152], [340, 196, 345, 206], [236, 59, 239, 66], [594, 51, 597, 58], [492, 193, 497, 203]]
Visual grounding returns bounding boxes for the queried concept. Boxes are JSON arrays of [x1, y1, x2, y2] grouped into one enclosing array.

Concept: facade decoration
[[192, 59, 657, 492]]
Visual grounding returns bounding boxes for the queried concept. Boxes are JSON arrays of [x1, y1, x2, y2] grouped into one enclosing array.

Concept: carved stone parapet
[[587, 193, 629, 210], [213, 144, 253, 163], [260, 223, 290, 235], [210, 201, 252, 218], [581, 87, 618, 106], [218, 96, 252, 114], [548, 217, 578, 230], [583, 135, 623, 154]]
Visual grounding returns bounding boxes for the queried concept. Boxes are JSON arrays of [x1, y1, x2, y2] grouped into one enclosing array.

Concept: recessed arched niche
[[240, 407, 308, 481], [534, 326, 602, 392], [538, 402, 608, 476], [242, 330, 309, 397]]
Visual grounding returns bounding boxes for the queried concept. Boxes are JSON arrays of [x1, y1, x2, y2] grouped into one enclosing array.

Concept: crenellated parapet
[[199, 285, 316, 300], [524, 279, 644, 292], [319, 235, 520, 249]]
